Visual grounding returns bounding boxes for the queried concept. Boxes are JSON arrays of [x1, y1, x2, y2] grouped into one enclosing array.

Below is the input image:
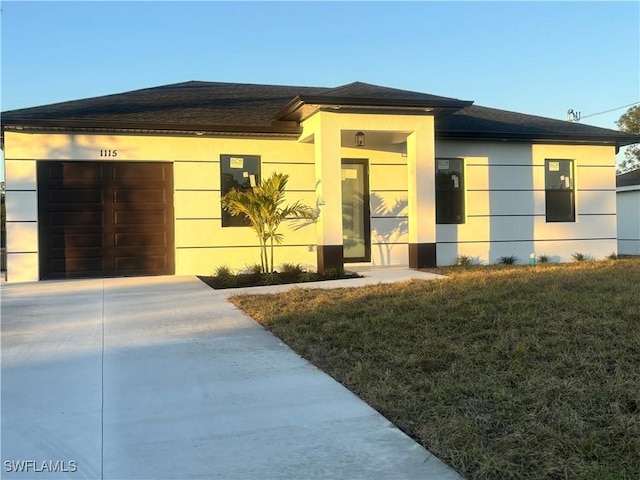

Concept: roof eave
[[436, 130, 640, 147], [1, 118, 303, 136], [274, 95, 473, 123]]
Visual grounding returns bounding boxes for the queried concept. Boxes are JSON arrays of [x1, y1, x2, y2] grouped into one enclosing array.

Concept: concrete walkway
[[1, 269, 459, 479]]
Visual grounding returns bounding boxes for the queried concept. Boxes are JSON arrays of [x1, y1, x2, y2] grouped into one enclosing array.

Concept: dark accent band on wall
[[262, 161, 315, 165], [175, 189, 220, 192], [409, 243, 436, 269], [577, 165, 616, 168], [370, 162, 408, 166], [174, 160, 219, 163], [437, 237, 617, 244], [176, 244, 317, 249], [578, 189, 616, 192], [466, 164, 546, 167], [467, 189, 544, 192], [176, 217, 221, 221], [466, 214, 546, 218], [317, 245, 343, 274]]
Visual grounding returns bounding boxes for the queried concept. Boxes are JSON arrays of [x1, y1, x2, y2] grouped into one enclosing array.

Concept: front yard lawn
[[230, 259, 640, 480]]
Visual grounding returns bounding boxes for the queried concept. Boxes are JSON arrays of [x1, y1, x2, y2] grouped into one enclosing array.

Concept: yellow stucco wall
[[3, 113, 436, 280], [3, 126, 618, 281]]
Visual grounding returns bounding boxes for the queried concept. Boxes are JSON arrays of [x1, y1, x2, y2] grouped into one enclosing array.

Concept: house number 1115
[[100, 149, 118, 157]]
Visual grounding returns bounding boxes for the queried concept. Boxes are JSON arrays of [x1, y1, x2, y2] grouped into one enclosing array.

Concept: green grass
[[230, 259, 640, 480]]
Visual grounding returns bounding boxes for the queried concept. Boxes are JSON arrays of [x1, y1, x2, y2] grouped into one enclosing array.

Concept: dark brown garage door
[[38, 161, 174, 280]]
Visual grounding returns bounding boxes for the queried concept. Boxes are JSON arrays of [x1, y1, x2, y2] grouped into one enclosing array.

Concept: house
[[617, 169, 640, 256], [1, 81, 638, 282]]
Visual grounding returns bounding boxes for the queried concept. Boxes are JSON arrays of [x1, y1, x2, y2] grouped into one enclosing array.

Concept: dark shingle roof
[[1, 81, 326, 128], [437, 105, 639, 145], [617, 168, 640, 187], [2, 80, 639, 147]]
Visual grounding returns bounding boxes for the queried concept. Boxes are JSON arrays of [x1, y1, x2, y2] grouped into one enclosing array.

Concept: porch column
[[407, 126, 437, 268], [313, 114, 344, 274]]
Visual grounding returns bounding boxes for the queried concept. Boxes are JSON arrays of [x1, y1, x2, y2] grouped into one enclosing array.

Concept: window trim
[[435, 157, 466, 225], [220, 154, 261, 227], [544, 158, 575, 223]]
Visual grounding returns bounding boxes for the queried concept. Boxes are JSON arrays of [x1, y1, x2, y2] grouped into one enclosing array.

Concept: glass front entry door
[[341, 159, 371, 262]]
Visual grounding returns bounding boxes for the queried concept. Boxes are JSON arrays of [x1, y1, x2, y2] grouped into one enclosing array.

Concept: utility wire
[[581, 101, 640, 120]]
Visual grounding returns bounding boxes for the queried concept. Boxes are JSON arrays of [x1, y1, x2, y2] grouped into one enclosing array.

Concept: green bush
[[572, 252, 590, 262], [498, 255, 518, 265], [280, 263, 304, 275], [455, 255, 475, 267], [323, 266, 345, 279], [214, 265, 237, 288], [537, 254, 550, 263]]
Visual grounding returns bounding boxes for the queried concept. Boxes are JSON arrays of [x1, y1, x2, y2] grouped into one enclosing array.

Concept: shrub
[[498, 255, 518, 265], [247, 263, 263, 275], [262, 272, 281, 285], [280, 263, 304, 275], [323, 266, 345, 279], [572, 252, 591, 262], [300, 271, 319, 282], [213, 265, 237, 288], [455, 255, 475, 267], [537, 255, 549, 264], [607, 252, 619, 260]]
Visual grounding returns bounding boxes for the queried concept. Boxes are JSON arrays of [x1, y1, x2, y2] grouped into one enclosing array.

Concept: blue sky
[[1, 1, 639, 174]]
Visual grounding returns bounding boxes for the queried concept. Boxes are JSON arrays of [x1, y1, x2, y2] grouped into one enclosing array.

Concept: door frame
[[341, 158, 371, 263]]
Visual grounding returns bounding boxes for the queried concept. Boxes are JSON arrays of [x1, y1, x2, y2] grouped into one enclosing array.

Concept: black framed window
[[220, 154, 260, 227], [436, 158, 465, 224], [545, 159, 575, 222]]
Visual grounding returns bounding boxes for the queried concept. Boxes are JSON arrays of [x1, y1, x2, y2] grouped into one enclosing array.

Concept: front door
[[341, 159, 371, 262]]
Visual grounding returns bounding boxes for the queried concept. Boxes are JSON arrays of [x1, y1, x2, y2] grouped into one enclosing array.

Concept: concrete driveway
[[1, 274, 460, 479]]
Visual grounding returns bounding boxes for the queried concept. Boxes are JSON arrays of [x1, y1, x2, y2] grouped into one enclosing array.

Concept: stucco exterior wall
[[4, 127, 620, 281], [435, 141, 617, 265], [4, 113, 434, 281], [3, 131, 319, 280], [617, 186, 640, 255]]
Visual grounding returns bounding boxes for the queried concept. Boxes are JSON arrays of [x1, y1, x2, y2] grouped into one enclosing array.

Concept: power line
[[581, 101, 640, 120]]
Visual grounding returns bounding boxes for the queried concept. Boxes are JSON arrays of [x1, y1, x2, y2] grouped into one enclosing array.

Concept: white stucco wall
[[435, 141, 618, 265], [617, 186, 640, 255]]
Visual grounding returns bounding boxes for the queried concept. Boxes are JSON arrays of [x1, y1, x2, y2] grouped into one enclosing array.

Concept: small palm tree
[[222, 172, 317, 273]]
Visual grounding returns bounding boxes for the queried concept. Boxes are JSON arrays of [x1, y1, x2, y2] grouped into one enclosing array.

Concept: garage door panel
[[113, 189, 167, 204], [49, 189, 103, 203], [114, 257, 169, 274], [38, 161, 174, 279], [46, 162, 102, 181], [115, 232, 168, 248], [51, 233, 103, 249], [113, 211, 167, 226], [51, 258, 104, 274], [50, 212, 103, 226], [112, 164, 168, 181]]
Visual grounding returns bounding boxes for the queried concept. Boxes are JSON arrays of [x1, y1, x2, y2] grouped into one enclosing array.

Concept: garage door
[[37, 161, 174, 280]]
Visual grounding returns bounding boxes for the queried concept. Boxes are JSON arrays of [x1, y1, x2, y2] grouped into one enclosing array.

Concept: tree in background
[[222, 172, 317, 273], [616, 105, 640, 173]]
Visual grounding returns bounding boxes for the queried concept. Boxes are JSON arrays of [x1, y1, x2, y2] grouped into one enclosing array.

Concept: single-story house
[[617, 169, 640, 255], [2, 81, 638, 282]]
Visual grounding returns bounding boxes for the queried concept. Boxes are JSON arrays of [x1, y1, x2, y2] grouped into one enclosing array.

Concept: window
[[545, 159, 575, 222], [220, 154, 260, 227], [435, 158, 465, 224]]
